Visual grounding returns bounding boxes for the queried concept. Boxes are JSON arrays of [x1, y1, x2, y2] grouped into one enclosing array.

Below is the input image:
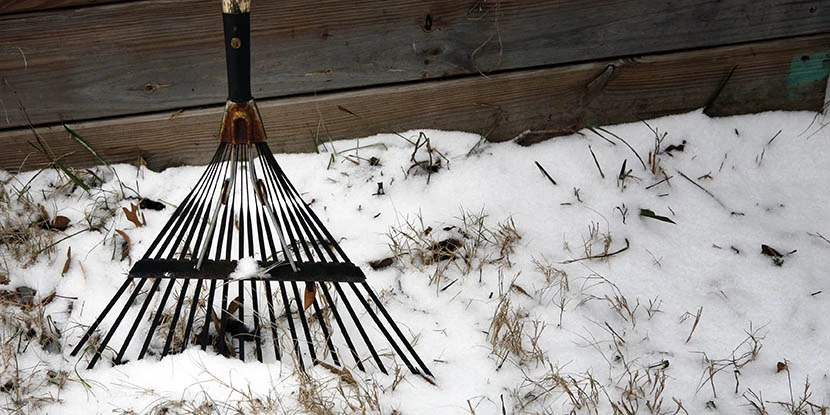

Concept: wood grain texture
[[1, 33, 827, 173], [0, 0, 132, 15], [1, 0, 827, 129]]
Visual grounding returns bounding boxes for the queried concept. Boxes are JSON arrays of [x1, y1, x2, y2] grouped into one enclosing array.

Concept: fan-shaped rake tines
[[70, 121, 431, 377]]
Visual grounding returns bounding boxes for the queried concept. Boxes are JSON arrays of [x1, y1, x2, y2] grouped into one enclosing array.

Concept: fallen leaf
[[431, 238, 463, 261], [304, 282, 317, 311], [61, 247, 71, 276], [639, 208, 676, 224], [760, 244, 782, 257], [51, 216, 71, 231], [115, 229, 131, 261], [227, 296, 242, 314], [123, 203, 146, 227], [777, 361, 788, 373], [511, 283, 532, 298], [369, 257, 394, 270], [318, 360, 357, 386], [139, 198, 165, 211], [665, 141, 686, 154]]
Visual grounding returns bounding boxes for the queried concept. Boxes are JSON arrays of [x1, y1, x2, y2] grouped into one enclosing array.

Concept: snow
[[1, 106, 829, 414]]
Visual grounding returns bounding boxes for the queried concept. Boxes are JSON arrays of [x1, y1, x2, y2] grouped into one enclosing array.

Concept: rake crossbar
[[130, 259, 366, 282], [69, 0, 431, 378]]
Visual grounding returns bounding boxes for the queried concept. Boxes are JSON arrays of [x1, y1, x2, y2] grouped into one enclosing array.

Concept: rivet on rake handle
[[69, 0, 432, 378]]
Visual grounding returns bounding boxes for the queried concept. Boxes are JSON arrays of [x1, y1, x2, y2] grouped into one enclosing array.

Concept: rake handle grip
[[222, 0, 252, 103]]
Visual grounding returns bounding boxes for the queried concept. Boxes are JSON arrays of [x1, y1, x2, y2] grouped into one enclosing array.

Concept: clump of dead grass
[[385, 208, 520, 285]]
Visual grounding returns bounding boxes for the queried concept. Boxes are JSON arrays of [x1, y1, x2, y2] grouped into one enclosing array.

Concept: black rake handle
[[222, 0, 252, 103]]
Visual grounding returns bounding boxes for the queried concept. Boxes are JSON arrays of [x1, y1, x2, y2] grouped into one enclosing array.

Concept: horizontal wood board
[[1, 0, 827, 129], [1, 33, 827, 173], [0, 0, 133, 15]]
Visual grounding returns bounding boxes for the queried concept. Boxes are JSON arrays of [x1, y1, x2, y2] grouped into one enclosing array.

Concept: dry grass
[[695, 323, 765, 399], [386, 208, 520, 285]]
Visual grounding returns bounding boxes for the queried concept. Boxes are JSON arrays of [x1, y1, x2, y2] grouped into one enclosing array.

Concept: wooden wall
[[1, 0, 828, 172]]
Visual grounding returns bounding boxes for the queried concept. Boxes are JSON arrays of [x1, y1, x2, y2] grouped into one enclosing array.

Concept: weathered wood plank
[[0, 33, 828, 173], [1, 0, 827, 130], [0, 0, 133, 15]]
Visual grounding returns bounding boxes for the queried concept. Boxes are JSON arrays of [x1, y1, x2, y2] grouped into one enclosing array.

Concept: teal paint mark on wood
[[788, 52, 830, 98]]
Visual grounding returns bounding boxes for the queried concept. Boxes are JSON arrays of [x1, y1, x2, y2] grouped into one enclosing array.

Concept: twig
[[766, 129, 782, 146], [591, 125, 646, 169], [586, 125, 617, 145], [588, 145, 605, 179], [534, 161, 557, 185], [685, 307, 702, 344], [703, 65, 737, 115], [808, 232, 830, 246], [645, 175, 673, 190], [561, 238, 629, 264], [337, 105, 415, 145], [677, 170, 728, 209]]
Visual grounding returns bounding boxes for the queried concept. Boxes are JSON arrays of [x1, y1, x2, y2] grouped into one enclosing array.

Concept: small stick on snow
[[560, 238, 630, 264], [588, 145, 605, 179], [685, 306, 703, 344], [534, 161, 557, 185]]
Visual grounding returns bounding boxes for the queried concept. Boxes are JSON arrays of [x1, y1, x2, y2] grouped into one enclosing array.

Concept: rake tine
[[88, 277, 149, 368], [278, 280, 303, 370], [256, 145, 312, 262], [216, 280, 231, 357], [147, 142, 227, 257], [270, 152, 348, 261], [309, 289, 340, 367], [179, 278, 204, 353], [223, 148, 241, 260], [200, 279, 218, 350], [196, 155, 235, 270], [332, 282, 387, 374], [318, 283, 365, 371], [264, 281, 281, 360], [249, 279, 263, 362], [162, 278, 190, 356], [115, 278, 163, 364], [289, 281, 318, 365], [250, 145, 298, 270], [350, 282, 427, 376], [361, 282, 433, 377], [70, 278, 132, 357], [138, 278, 177, 359], [158, 143, 229, 260], [235, 281, 246, 359]]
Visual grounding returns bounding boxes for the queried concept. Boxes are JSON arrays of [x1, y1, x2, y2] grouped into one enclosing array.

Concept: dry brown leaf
[[303, 282, 317, 311], [317, 360, 357, 386], [51, 216, 71, 231], [761, 244, 782, 257], [115, 229, 131, 261], [227, 296, 242, 314], [61, 247, 71, 276], [369, 257, 394, 270], [777, 361, 788, 373], [511, 283, 532, 298], [123, 203, 146, 227]]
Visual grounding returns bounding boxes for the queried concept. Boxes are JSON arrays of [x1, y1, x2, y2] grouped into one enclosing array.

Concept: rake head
[[70, 113, 430, 376]]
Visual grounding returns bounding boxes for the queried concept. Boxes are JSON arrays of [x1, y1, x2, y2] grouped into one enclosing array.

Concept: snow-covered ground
[[1, 106, 829, 414]]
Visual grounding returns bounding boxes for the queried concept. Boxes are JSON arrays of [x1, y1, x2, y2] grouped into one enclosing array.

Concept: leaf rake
[[70, 0, 431, 377]]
